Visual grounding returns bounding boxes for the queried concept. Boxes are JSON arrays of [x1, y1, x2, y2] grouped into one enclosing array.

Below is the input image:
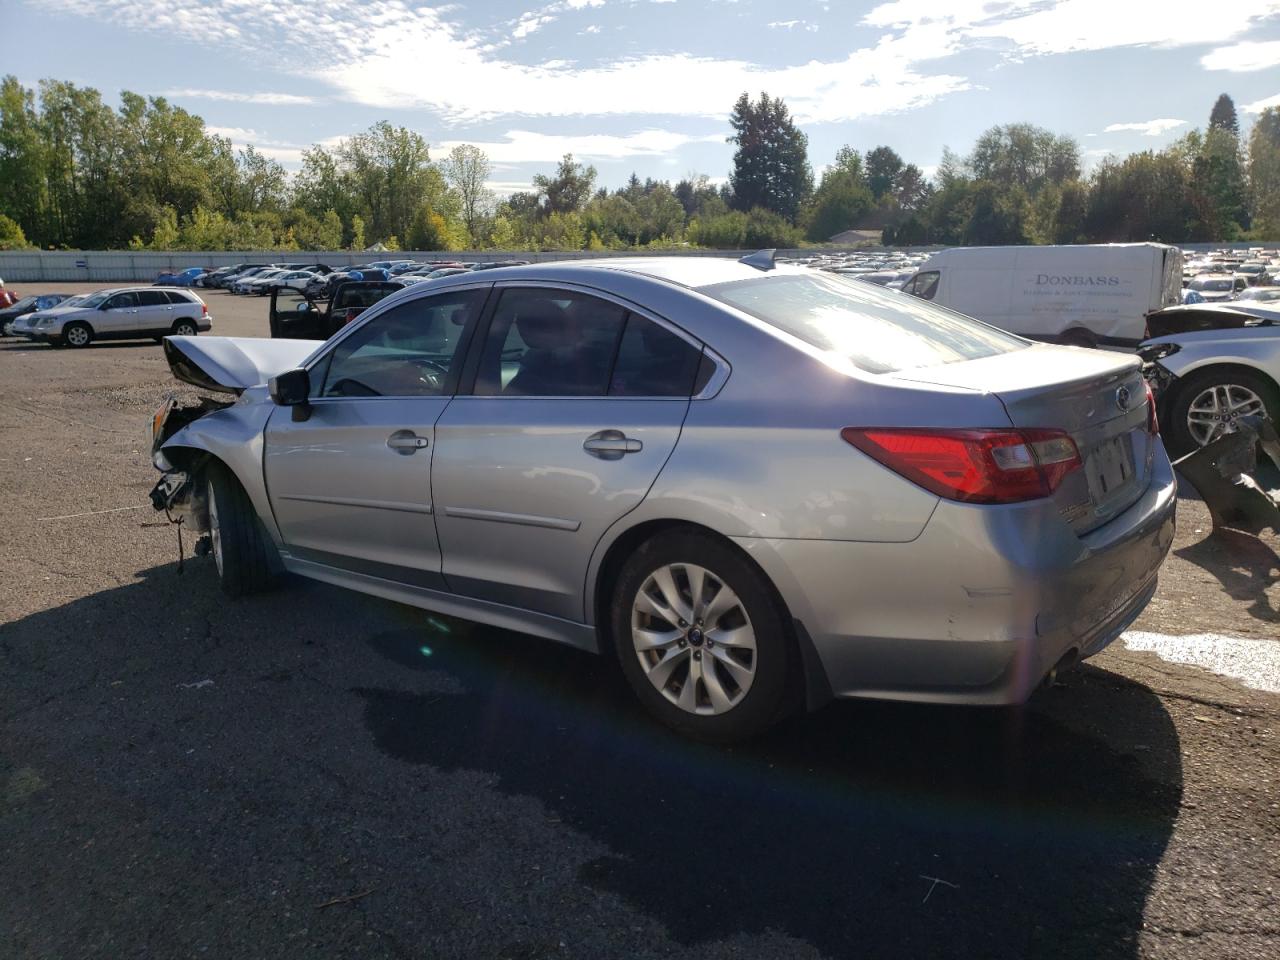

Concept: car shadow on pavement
[[1, 564, 1182, 960], [1174, 529, 1279, 623], [358, 617, 1183, 960]]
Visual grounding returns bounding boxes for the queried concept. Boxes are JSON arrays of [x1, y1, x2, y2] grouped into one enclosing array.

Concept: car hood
[[162, 336, 318, 395]]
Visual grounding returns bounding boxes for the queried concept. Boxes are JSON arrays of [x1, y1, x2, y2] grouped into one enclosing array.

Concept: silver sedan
[[149, 256, 1176, 741]]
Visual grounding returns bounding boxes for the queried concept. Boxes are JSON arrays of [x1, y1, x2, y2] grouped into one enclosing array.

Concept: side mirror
[[268, 368, 312, 421]]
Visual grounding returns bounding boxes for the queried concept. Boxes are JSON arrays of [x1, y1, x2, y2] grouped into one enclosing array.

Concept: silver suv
[[25, 287, 212, 347]]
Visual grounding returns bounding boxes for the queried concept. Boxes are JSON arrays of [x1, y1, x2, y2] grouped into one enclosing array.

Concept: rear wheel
[[205, 462, 277, 598], [611, 532, 792, 742], [172, 319, 198, 338], [1165, 368, 1280, 458], [63, 322, 92, 348]]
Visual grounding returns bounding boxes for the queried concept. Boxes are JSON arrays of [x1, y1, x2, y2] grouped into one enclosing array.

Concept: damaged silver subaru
[[149, 256, 1177, 741]]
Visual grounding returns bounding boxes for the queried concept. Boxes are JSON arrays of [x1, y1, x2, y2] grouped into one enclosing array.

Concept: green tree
[[727, 92, 813, 223], [968, 123, 1079, 195], [0, 77, 47, 246], [533, 154, 597, 216], [1248, 108, 1280, 238], [805, 146, 874, 241], [865, 146, 903, 201], [1209, 93, 1239, 138], [442, 144, 493, 243], [349, 214, 365, 251], [964, 181, 1029, 244], [0, 212, 31, 249]]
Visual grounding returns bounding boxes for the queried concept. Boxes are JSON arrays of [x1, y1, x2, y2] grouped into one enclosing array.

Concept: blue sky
[[10, 0, 1280, 193]]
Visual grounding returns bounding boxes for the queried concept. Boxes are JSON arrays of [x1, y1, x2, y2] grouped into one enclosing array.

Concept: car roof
[[420, 256, 808, 291]]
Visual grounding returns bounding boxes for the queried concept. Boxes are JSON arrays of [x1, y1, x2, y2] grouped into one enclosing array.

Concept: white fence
[[0, 247, 935, 283]]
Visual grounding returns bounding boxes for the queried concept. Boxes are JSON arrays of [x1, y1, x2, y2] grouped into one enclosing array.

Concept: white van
[[902, 243, 1183, 348]]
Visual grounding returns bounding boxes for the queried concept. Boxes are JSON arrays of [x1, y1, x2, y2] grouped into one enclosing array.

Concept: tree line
[[1, 76, 1278, 253]]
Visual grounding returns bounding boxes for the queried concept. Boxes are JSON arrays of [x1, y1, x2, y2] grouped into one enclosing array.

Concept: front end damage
[[148, 394, 232, 532]]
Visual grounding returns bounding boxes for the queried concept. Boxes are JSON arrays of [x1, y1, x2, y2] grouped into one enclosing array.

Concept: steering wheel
[[408, 357, 449, 390]]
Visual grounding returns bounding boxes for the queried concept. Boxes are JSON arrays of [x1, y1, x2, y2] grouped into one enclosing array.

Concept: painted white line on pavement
[[1121, 631, 1280, 694]]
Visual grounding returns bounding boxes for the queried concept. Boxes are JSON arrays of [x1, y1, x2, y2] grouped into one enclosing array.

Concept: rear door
[[431, 284, 703, 621], [136, 289, 174, 332]]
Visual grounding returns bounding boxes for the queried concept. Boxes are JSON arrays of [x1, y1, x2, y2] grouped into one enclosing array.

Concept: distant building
[[828, 229, 883, 245]]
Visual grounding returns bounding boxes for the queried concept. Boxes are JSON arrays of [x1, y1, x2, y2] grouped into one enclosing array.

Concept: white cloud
[[162, 88, 316, 105], [1103, 118, 1188, 136], [1200, 39, 1280, 71], [865, 0, 1280, 56], [44, 0, 1280, 129], [767, 19, 819, 31], [438, 128, 723, 162], [1243, 92, 1280, 113]]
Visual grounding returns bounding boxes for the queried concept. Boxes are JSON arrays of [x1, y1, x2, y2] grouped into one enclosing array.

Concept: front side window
[[703, 271, 1025, 375], [475, 288, 628, 397], [106, 292, 139, 309], [319, 289, 483, 398]]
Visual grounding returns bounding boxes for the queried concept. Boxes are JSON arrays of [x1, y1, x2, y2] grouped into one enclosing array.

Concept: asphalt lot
[[1, 283, 1278, 960]]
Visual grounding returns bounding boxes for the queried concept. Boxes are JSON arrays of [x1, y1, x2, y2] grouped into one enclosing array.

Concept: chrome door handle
[[583, 430, 642, 460], [387, 430, 429, 454]]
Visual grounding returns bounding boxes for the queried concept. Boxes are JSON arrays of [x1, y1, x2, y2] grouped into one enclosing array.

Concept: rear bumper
[[735, 445, 1177, 706]]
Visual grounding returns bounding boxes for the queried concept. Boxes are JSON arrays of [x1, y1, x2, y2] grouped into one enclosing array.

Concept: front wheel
[[1164, 368, 1280, 458], [611, 532, 792, 742], [205, 463, 278, 598], [63, 322, 92, 348]]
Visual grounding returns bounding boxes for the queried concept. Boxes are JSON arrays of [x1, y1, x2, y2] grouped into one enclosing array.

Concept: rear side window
[[475, 289, 627, 397], [163, 291, 194, 305], [609, 316, 702, 397], [702, 272, 1025, 375]]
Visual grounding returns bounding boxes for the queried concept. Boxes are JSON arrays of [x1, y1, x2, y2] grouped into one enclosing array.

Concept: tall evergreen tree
[[727, 92, 813, 223], [1209, 94, 1240, 138]]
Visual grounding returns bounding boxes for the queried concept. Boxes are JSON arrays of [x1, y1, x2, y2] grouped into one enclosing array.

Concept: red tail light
[[841, 427, 1083, 504], [201, 303, 208, 317], [1144, 381, 1158, 435]]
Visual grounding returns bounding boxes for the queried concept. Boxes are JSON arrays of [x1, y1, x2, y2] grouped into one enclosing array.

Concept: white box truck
[[901, 243, 1183, 348]]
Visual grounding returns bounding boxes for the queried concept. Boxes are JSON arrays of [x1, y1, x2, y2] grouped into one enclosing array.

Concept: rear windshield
[[701, 271, 1026, 374]]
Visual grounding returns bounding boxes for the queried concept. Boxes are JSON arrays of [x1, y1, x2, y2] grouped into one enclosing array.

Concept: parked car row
[[0, 292, 77, 336], [6, 287, 210, 347]]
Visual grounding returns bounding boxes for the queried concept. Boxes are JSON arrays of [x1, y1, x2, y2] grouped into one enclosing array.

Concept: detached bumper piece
[[1174, 415, 1280, 536]]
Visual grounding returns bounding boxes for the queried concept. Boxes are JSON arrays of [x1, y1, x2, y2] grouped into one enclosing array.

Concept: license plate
[[1087, 435, 1134, 501]]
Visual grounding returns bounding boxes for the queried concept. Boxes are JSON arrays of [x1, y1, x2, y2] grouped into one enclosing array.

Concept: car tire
[[63, 322, 93, 349], [610, 531, 793, 742], [172, 319, 198, 338], [1164, 367, 1280, 459], [205, 462, 277, 598]]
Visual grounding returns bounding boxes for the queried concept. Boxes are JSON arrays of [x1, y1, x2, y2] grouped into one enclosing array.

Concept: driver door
[[263, 286, 487, 585]]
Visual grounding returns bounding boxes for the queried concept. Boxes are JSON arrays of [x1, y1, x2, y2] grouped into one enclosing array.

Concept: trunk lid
[[163, 336, 318, 395], [895, 344, 1153, 533]]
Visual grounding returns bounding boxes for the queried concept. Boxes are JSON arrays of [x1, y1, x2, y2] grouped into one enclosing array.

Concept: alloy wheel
[[1186, 383, 1266, 447], [631, 562, 756, 716], [66, 326, 89, 347]]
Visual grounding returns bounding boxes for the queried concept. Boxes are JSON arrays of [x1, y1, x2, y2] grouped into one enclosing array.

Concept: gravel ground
[[1, 283, 1277, 960]]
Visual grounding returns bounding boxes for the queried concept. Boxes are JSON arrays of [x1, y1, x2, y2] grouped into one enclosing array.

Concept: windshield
[[8, 296, 38, 310], [1190, 278, 1233, 291], [702, 271, 1027, 375], [80, 292, 111, 307]]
